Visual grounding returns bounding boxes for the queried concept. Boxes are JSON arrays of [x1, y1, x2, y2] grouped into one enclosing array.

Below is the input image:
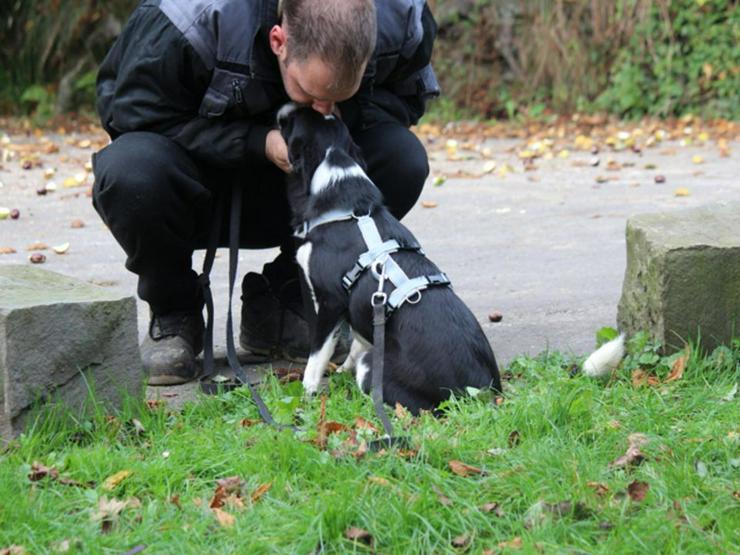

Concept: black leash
[[198, 184, 286, 429], [367, 261, 409, 450]]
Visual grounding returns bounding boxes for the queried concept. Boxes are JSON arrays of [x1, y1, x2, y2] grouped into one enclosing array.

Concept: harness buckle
[[371, 259, 388, 307]]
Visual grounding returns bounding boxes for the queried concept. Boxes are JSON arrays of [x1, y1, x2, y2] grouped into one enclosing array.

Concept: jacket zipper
[[232, 80, 244, 104]]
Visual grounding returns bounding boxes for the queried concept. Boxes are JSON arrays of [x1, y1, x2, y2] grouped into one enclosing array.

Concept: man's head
[[269, 0, 377, 115]]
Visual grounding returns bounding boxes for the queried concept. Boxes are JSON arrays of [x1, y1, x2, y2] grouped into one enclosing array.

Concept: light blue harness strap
[[295, 208, 355, 238], [356, 215, 384, 246], [358, 240, 400, 267]]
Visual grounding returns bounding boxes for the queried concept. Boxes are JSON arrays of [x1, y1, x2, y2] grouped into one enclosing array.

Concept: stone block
[[0, 265, 143, 441], [618, 202, 740, 353]]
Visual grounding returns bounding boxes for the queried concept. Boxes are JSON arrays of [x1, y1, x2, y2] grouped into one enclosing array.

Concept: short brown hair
[[280, 0, 377, 93]]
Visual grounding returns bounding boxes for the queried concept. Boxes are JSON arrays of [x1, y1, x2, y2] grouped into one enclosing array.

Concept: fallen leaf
[[394, 402, 410, 420], [0, 546, 27, 555], [654, 175, 666, 184], [609, 433, 648, 469], [212, 507, 235, 528], [691, 155, 704, 164], [368, 476, 391, 487], [91, 496, 137, 534], [481, 502, 504, 516], [421, 200, 438, 208], [146, 399, 165, 411], [26, 242, 49, 251], [344, 527, 373, 545], [170, 495, 182, 509], [250, 482, 272, 504], [586, 482, 610, 497], [28, 253, 46, 264], [631, 369, 659, 388], [431, 484, 452, 506], [627, 481, 650, 502], [78, 139, 92, 149], [0, 247, 17, 255], [497, 537, 523, 550], [210, 476, 244, 509], [448, 460, 485, 477], [665, 347, 690, 382], [239, 418, 262, 427], [452, 533, 471, 548], [102, 470, 132, 491], [52, 242, 70, 255], [354, 416, 379, 433], [70, 218, 85, 228], [508, 430, 521, 447], [674, 187, 690, 197]]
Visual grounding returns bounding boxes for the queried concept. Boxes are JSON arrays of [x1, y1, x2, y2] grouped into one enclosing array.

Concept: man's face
[[270, 24, 362, 115]]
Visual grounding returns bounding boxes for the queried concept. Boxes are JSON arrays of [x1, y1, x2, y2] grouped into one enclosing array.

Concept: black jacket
[[96, 0, 439, 168]]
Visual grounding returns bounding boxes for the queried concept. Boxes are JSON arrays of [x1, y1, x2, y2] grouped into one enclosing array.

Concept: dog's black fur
[[278, 104, 501, 414]]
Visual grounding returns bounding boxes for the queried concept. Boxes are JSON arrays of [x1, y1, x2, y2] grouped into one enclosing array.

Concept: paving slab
[[1, 125, 738, 409]]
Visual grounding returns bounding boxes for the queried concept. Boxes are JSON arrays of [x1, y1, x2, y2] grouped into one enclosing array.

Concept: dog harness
[[297, 209, 451, 318]]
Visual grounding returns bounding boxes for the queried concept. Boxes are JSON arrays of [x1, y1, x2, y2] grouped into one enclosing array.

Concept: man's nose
[[311, 100, 334, 115]]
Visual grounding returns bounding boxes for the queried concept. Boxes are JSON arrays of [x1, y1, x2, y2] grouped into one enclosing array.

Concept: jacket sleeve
[[343, 3, 440, 129], [96, 6, 269, 168]]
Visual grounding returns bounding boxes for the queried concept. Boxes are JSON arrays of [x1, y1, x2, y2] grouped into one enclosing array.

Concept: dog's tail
[[582, 334, 625, 378]]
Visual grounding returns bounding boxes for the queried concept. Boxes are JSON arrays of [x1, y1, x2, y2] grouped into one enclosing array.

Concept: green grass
[[1, 340, 738, 554]]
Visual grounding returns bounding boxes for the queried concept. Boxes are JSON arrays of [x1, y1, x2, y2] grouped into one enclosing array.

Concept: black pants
[[92, 123, 429, 314]]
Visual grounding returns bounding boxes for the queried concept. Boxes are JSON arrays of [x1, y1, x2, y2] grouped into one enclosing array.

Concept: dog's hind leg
[[302, 309, 344, 394], [337, 334, 370, 374]]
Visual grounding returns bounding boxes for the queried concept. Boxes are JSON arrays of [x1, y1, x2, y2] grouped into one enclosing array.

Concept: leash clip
[[371, 259, 388, 307]]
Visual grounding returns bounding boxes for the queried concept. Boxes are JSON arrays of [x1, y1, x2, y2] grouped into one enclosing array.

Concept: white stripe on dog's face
[[277, 102, 298, 128], [295, 242, 318, 314], [310, 148, 370, 195]]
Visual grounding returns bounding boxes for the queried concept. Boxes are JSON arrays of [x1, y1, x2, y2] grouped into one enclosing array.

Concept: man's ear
[[269, 25, 288, 60]]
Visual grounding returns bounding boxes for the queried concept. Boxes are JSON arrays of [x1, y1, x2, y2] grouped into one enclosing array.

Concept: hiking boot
[[143, 310, 204, 385], [240, 272, 310, 362], [240, 272, 350, 364]]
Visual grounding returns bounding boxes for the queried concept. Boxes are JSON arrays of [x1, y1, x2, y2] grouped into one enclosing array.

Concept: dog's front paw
[[302, 375, 321, 395], [336, 360, 355, 374]]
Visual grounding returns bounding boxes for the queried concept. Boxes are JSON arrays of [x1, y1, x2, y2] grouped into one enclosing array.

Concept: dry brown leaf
[[497, 536, 523, 550], [212, 507, 236, 528], [431, 484, 452, 506], [631, 369, 659, 388], [344, 527, 373, 545], [0, 247, 16, 254], [70, 218, 85, 228], [665, 347, 690, 382], [448, 460, 485, 477], [251, 482, 272, 504], [26, 242, 49, 251], [170, 495, 182, 510], [421, 200, 438, 208], [586, 482, 610, 497], [627, 481, 650, 502], [239, 418, 262, 427], [452, 533, 471, 548], [354, 416, 379, 433], [91, 496, 137, 534], [609, 433, 649, 469], [394, 402, 410, 420], [102, 470, 132, 491], [508, 430, 521, 447], [481, 502, 504, 516], [210, 476, 244, 509], [368, 476, 391, 487], [0, 546, 27, 555]]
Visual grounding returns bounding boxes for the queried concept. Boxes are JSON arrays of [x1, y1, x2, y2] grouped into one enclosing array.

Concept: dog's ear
[[347, 138, 368, 172]]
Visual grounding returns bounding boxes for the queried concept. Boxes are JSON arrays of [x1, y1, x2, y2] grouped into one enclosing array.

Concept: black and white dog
[[278, 104, 501, 414]]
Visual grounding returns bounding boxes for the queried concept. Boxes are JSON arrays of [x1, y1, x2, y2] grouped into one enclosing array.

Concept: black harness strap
[[371, 298, 394, 438]]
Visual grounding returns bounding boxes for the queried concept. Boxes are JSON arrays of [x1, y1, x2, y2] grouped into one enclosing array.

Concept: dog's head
[[277, 103, 366, 183]]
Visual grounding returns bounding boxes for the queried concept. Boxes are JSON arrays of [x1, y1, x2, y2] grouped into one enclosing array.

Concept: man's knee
[[92, 132, 204, 225], [356, 125, 429, 219]]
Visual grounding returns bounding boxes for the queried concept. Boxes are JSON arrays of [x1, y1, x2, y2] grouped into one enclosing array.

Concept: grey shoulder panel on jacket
[[158, 0, 264, 71], [375, 0, 427, 58]]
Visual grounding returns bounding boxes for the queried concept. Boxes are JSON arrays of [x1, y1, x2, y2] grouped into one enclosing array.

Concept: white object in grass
[[583, 334, 625, 378]]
